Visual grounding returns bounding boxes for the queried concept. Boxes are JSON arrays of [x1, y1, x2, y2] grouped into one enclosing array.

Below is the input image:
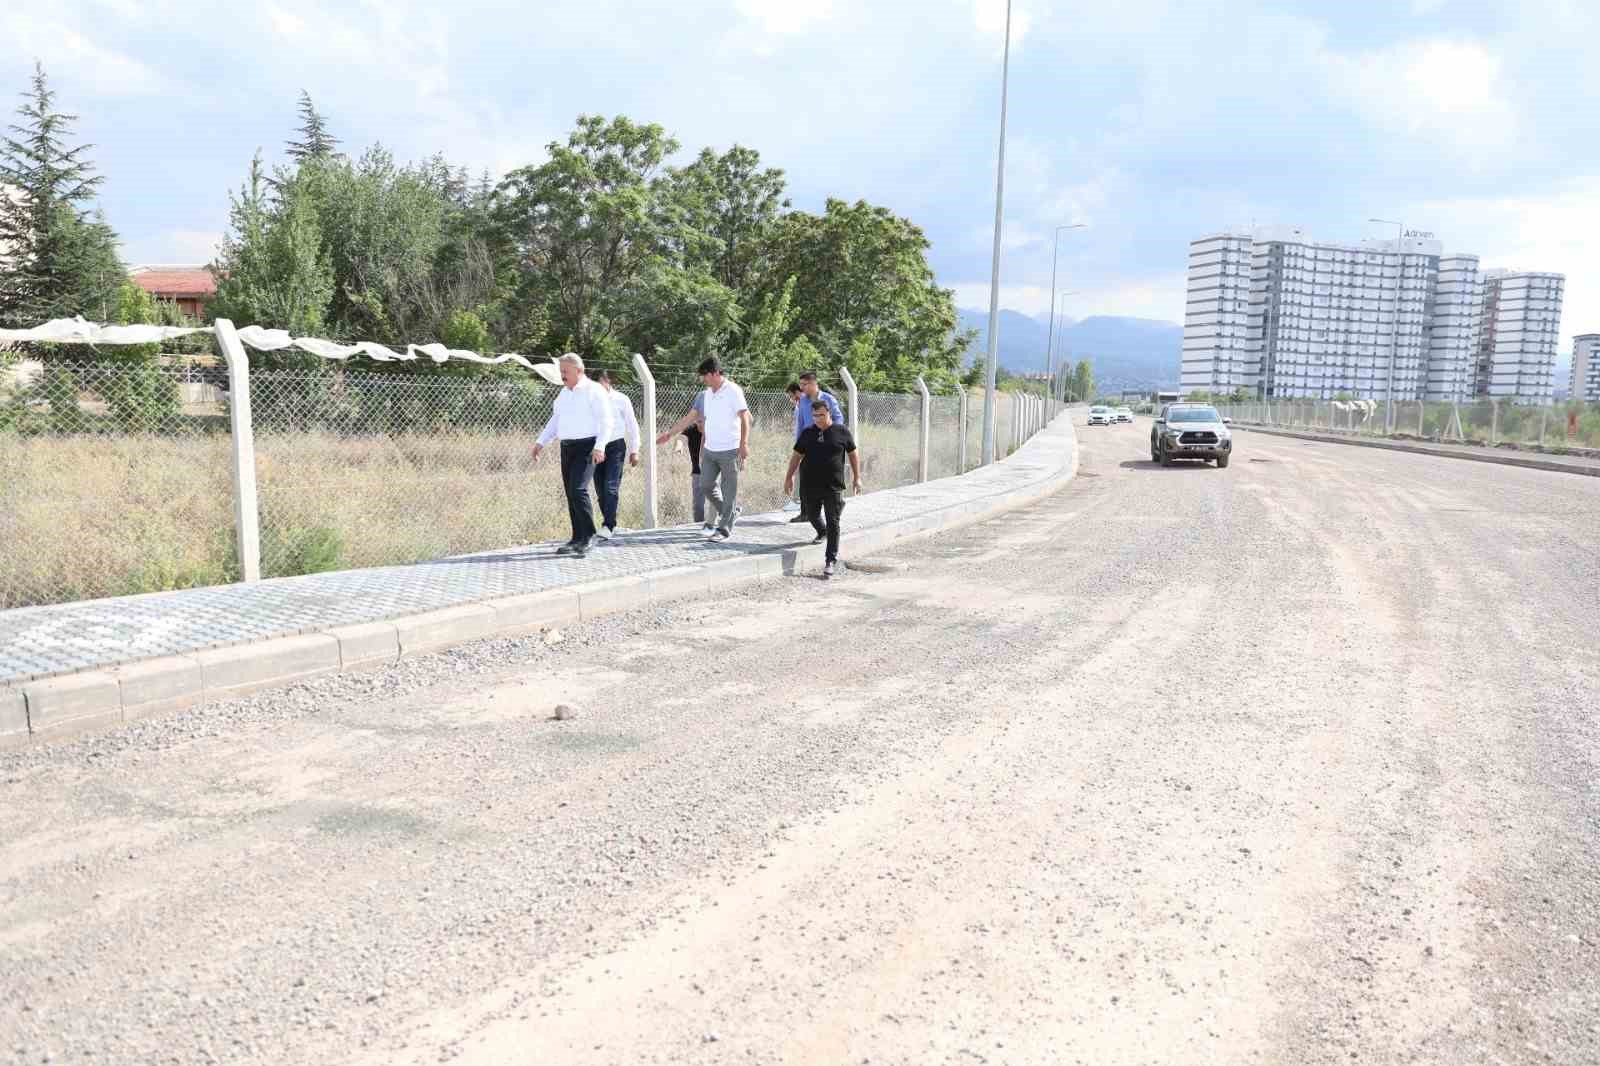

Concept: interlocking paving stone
[[0, 426, 1072, 686]]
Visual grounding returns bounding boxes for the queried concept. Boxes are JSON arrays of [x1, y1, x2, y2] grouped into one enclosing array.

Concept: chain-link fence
[[3, 355, 1054, 609], [1, 361, 237, 609], [1215, 397, 1600, 453]]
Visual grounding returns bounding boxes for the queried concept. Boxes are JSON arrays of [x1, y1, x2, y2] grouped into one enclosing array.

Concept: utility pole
[[979, 0, 1012, 466], [1370, 217, 1405, 433], [1044, 224, 1086, 419]]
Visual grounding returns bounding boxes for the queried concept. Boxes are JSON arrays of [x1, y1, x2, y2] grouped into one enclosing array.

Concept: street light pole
[[979, 0, 1012, 466], [1370, 217, 1404, 433], [1048, 288, 1079, 416], [1044, 224, 1087, 421]]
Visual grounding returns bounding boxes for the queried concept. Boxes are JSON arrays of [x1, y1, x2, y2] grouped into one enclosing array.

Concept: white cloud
[[264, 3, 307, 38], [1419, 179, 1600, 352], [733, 0, 837, 36], [1324, 38, 1517, 162], [950, 272, 1187, 324], [972, 0, 1032, 51], [0, 10, 167, 97], [156, 229, 223, 264]]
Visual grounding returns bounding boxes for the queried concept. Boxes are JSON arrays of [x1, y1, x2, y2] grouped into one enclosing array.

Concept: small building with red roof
[[130, 265, 217, 320]]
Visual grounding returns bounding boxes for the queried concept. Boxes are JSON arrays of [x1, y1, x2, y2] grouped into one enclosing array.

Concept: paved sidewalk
[[1242, 425, 1600, 477], [0, 418, 1077, 689]]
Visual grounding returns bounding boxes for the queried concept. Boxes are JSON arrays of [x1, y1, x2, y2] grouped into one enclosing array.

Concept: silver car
[[1088, 406, 1111, 426], [1151, 403, 1234, 468]]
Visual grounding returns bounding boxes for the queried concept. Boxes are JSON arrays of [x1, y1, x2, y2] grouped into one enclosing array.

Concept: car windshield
[[1168, 406, 1221, 422], [1091, 407, 1107, 413]]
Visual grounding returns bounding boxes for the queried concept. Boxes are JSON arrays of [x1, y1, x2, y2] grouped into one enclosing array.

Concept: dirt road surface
[[3, 418, 1597, 1065]]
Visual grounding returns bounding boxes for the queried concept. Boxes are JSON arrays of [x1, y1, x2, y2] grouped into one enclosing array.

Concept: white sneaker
[[709, 530, 730, 542], [596, 527, 614, 542], [701, 525, 717, 537]]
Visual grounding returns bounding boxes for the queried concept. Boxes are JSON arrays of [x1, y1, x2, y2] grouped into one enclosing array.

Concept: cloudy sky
[[2, 0, 1595, 349]]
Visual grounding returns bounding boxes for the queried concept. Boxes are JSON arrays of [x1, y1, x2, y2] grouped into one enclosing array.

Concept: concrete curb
[[0, 417, 1079, 751], [1243, 425, 1600, 478]]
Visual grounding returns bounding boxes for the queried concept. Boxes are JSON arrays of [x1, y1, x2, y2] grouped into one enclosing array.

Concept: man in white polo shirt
[[656, 356, 749, 542], [592, 368, 641, 542], [531, 353, 614, 558]]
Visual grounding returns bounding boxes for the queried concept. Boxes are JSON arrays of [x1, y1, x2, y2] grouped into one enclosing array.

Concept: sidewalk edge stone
[[327, 622, 401, 670], [1, 687, 28, 750], [197, 634, 341, 697], [20, 671, 122, 740], [115, 656, 204, 722], [395, 605, 496, 657], [486, 590, 581, 636]]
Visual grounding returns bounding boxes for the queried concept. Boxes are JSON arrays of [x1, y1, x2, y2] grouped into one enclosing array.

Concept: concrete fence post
[[1539, 405, 1549, 446], [1490, 399, 1500, 445], [214, 319, 262, 583], [838, 365, 860, 439], [632, 351, 658, 528], [1418, 400, 1426, 437], [958, 388, 969, 473], [915, 376, 931, 482]]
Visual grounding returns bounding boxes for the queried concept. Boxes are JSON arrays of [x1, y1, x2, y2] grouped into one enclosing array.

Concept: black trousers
[[560, 437, 598, 546], [592, 438, 627, 530], [803, 487, 844, 562]]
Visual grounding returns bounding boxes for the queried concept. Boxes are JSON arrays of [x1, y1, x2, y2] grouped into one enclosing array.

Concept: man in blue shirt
[[793, 371, 844, 438], [791, 372, 846, 524]]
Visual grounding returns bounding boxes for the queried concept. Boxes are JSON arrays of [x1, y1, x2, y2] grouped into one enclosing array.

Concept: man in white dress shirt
[[656, 356, 750, 543], [531, 354, 614, 558], [592, 368, 640, 542]]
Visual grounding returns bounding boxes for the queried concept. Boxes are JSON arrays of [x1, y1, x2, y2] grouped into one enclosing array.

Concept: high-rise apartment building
[[1470, 271, 1565, 404], [1180, 227, 1563, 403], [1572, 334, 1600, 403]]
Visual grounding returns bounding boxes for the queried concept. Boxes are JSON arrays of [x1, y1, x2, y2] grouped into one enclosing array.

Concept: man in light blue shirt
[[792, 371, 847, 523], [793, 371, 844, 439]]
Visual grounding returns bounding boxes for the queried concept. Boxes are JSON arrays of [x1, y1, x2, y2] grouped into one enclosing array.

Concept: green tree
[[286, 90, 340, 163], [492, 115, 735, 360], [209, 153, 335, 347], [1070, 359, 1094, 403], [668, 144, 789, 298], [753, 198, 967, 389], [0, 62, 124, 327]]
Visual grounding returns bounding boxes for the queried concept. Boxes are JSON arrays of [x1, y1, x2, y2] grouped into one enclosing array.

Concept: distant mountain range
[[956, 309, 1181, 392]]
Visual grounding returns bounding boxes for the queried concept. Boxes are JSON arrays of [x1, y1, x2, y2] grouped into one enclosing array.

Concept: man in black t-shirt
[[784, 400, 861, 579]]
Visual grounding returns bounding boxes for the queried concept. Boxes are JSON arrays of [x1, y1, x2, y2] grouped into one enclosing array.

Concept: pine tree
[[0, 61, 123, 325], [286, 90, 340, 163]]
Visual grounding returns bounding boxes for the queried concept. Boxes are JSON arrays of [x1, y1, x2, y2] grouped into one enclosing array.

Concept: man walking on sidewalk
[[531, 354, 614, 558], [791, 371, 846, 524], [592, 369, 640, 542], [658, 357, 749, 542], [784, 399, 861, 579]]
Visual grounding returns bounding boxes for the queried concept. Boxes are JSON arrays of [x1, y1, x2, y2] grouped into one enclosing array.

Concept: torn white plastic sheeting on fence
[[0, 316, 549, 373]]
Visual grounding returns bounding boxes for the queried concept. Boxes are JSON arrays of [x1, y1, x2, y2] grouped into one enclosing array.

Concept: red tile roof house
[[129, 265, 217, 320]]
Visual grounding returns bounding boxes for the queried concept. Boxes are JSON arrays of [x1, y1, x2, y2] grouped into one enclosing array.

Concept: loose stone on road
[[1, 416, 1596, 1066]]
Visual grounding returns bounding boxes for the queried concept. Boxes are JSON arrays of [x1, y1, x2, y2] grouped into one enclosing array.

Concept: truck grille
[[1180, 431, 1218, 444]]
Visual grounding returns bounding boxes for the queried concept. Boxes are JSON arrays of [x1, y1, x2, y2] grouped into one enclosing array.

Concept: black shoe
[[789, 514, 809, 524], [811, 533, 826, 544], [572, 543, 589, 558], [555, 542, 578, 556]]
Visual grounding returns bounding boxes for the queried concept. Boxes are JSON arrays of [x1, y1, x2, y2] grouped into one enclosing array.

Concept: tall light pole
[[979, 0, 1013, 466], [1370, 217, 1404, 433], [1048, 289, 1079, 410], [1044, 224, 1087, 417]]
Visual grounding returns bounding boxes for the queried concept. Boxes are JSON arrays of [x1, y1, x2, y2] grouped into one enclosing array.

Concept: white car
[[1115, 407, 1134, 423], [1088, 406, 1111, 426]]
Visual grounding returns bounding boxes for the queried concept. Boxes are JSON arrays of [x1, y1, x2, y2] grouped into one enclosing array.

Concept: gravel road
[[3, 417, 1597, 1065]]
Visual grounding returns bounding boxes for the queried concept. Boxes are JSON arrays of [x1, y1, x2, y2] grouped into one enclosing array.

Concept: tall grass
[[1, 410, 944, 608]]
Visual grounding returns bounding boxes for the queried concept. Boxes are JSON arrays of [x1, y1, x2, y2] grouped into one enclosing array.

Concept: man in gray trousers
[[657, 357, 750, 542]]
